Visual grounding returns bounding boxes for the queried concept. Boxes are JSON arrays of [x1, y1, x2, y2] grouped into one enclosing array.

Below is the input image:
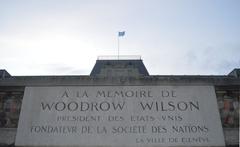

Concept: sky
[[0, 0, 240, 76]]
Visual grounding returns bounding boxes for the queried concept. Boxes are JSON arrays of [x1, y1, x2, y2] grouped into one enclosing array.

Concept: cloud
[[184, 44, 240, 74], [0, 0, 239, 75]]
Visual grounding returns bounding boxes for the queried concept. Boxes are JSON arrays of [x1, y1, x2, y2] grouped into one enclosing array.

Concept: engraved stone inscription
[[15, 86, 225, 147]]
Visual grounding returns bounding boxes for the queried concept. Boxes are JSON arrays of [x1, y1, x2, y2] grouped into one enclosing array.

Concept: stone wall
[[0, 76, 239, 146]]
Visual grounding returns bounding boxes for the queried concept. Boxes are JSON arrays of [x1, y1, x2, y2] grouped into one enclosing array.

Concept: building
[[0, 57, 239, 147]]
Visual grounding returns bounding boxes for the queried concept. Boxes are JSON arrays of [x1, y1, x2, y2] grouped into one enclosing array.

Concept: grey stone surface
[[16, 86, 225, 147], [1, 66, 239, 147], [0, 74, 239, 87], [0, 128, 16, 145], [224, 128, 239, 145]]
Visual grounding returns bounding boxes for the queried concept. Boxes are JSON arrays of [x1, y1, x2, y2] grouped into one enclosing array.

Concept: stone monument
[[15, 58, 226, 147]]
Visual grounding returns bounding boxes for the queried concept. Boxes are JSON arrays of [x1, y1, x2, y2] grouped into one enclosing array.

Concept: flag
[[118, 31, 125, 37]]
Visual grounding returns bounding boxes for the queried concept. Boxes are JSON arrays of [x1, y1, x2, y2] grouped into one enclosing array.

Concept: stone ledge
[[0, 128, 16, 146], [224, 128, 239, 145]]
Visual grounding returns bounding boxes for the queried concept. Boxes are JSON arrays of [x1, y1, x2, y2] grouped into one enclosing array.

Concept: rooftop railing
[[97, 55, 142, 60]]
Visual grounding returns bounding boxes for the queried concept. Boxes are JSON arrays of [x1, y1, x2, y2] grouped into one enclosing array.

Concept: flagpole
[[118, 35, 120, 60], [117, 31, 125, 60]]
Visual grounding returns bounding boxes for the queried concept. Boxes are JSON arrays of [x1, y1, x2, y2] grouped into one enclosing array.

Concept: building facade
[[0, 58, 239, 147]]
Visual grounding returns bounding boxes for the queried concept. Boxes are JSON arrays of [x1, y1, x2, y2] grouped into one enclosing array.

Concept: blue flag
[[118, 31, 125, 37]]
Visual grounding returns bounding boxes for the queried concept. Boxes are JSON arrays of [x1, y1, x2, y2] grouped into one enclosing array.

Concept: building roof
[[0, 58, 239, 86], [228, 68, 240, 78], [90, 59, 149, 77], [0, 70, 11, 79]]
